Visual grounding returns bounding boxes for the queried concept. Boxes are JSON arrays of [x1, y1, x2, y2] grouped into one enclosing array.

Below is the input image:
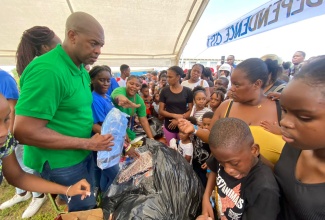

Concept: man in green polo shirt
[[14, 12, 115, 212]]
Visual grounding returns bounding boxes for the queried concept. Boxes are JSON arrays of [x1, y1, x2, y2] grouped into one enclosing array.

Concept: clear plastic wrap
[[102, 138, 204, 220], [97, 108, 128, 169]]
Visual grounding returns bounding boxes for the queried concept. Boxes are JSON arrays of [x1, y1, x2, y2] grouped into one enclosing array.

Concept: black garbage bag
[[102, 139, 204, 220], [134, 117, 163, 139]]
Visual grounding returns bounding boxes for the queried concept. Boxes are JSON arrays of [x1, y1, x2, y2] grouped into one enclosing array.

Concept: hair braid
[[16, 26, 55, 76]]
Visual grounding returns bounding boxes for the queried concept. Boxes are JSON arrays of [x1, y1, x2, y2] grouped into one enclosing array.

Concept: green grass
[[0, 180, 59, 220]]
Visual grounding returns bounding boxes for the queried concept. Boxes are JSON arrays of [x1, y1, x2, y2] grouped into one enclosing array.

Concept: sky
[[182, 0, 325, 62]]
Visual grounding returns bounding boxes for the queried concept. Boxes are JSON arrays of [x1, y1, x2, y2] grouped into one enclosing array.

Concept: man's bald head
[[65, 12, 104, 37], [63, 12, 105, 66]]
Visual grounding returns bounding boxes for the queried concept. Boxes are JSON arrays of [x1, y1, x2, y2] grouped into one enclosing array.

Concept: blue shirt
[[106, 77, 119, 96], [92, 92, 114, 124], [0, 70, 19, 99]]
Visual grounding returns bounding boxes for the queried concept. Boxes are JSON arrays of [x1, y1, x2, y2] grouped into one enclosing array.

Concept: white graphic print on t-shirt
[[216, 168, 244, 220]]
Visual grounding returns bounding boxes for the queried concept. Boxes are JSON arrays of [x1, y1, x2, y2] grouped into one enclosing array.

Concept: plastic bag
[[134, 116, 163, 139], [102, 138, 204, 220], [97, 108, 128, 169]]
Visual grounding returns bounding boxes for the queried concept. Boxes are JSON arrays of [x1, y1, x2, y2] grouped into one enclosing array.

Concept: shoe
[[0, 192, 32, 209], [22, 195, 47, 218]]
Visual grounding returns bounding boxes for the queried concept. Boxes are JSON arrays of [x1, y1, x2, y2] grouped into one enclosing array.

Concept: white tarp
[[207, 0, 325, 48], [0, 0, 209, 67]]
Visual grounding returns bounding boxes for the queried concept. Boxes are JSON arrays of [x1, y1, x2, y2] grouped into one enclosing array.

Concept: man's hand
[[115, 95, 141, 108], [86, 133, 114, 151], [178, 119, 195, 134]]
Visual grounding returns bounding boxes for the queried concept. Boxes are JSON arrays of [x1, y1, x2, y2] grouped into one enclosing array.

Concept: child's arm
[[202, 170, 216, 219], [3, 151, 90, 199], [92, 123, 101, 134]]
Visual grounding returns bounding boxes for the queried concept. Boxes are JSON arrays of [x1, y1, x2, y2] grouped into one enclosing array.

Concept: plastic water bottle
[[97, 108, 128, 169]]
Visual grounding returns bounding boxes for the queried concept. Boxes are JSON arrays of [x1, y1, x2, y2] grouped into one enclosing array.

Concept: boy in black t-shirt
[[197, 118, 280, 220]]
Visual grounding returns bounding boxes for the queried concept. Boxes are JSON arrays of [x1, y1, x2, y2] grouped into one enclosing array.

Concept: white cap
[[219, 63, 232, 72]]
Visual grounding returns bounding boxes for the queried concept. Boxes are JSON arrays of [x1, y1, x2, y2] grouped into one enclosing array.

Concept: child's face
[[202, 117, 212, 130], [160, 77, 167, 87], [209, 93, 221, 109], [280, 79, 325, 150], [154, 93, 160, 102], [211, 143, 259, 179], [215, 79, 228, 89], [214, 79, 224, 89], [0, 95, 10, 146], [194, 91, 207, 108], [91, 70, 110, 95], [141, 88, 150, 97], [179, 131, 190, 141]]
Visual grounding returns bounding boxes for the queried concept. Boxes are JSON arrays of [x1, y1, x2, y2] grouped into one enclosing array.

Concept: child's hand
[[126, 147, 140, 159], [202, 195, 215, 219], [267, 92, 281, 101], [67, 179, 91, 200], [201, 162, 207, 170], [260, 121, 282, 135]]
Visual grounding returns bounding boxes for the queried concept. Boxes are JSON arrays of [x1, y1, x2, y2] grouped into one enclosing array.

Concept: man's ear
[[67, 30, 77, 44], [251, 143, 260, 157]]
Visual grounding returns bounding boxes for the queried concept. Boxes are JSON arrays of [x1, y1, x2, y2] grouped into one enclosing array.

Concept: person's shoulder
[[23, 48, 62, 75], [246, 160, 278, 191], [92, 91, 104, 101], [215, 99, 232, 116], [181, 80, 189, 85], [136, 93, 145, 103], [160, 86, 170, 93], [182, 85, 192, 93], [0, 70, 12, 78], [113, 86, 125, 93]]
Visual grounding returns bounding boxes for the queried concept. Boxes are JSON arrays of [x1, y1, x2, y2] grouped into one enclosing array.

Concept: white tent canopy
[[0, 0, 209, 67]]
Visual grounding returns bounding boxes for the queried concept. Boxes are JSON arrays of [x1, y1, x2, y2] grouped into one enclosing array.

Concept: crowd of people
[[0, 11, 324, 220]]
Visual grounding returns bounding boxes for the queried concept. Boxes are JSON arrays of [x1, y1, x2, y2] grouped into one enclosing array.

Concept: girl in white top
[[181, 64, 210, 101], [178, 131, 193, 164], [190, 86, 212, 125]]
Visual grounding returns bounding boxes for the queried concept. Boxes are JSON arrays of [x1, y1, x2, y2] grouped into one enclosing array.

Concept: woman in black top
[[159, 66, 193, 145], [275, 55, 325, 219]]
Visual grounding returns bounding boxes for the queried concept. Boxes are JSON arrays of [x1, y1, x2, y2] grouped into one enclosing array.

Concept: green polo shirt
[[15, 44, 92, 172], [111, 87, 146, 140]]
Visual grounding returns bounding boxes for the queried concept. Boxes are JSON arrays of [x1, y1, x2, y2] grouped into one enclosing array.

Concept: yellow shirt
[[249, 126, 284, 164]]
